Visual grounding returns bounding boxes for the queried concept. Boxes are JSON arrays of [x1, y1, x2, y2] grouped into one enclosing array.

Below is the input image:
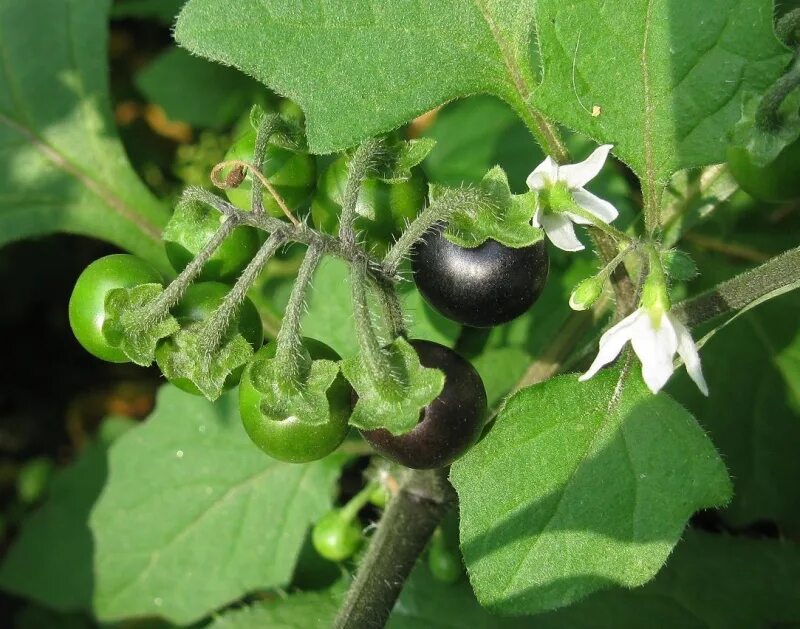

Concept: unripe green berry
[[312, 510, 363, 562], [569, 277, 604, 311]]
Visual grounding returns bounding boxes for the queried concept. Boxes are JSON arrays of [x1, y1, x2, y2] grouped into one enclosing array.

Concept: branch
[[334, 468, 453, 629], [673, 245, 800, 328]]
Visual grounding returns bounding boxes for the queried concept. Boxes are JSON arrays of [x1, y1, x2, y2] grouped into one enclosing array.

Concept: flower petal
[[570, 188, 619, 224], [630, 311, 678, 393], [526, 156, 559, 190], [531, 202, 544, 228], [559, 144, 613, 189], [579, 309, 643, 382], [541, 213, 584, 251], [670, 314, 709, 396]]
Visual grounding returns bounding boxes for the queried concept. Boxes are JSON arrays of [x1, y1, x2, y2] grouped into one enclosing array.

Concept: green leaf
[[341, 336, 445, 434], [375, 137, 436, 184], [302, 257, 459, 358], [533, 0, 790, 182], [136, 47, 264, 129], [0, 418, 134, 612], [669, 291, 800, 534], [156, 325, 255, 400], [174, 0, 541, 153], [250, 357, 340, 426], [533, 531, 800, 628], [450, 368, 731, 615], [0, 0, 170, 268], [90, 386, 345, 625], [209, 583, 346, 628], [103, 285, 180, 366], [445, 167, 544, 248]]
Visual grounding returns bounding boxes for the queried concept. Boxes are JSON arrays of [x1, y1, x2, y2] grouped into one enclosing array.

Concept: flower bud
[[569, 277, 604, 311]]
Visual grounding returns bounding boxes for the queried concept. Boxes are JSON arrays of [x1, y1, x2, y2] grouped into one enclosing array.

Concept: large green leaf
[[0, 0, 170, 268], [533, 0, 790, 182], [90, 386, 345, 625], [0, 418, 133, 613], [669, 291, 800, 534], [174, 0, 541, 153], [450, 369, 731, 614]]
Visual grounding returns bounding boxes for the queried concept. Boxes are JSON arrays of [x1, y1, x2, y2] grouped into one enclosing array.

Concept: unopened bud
[[569, 277, 603, 311]]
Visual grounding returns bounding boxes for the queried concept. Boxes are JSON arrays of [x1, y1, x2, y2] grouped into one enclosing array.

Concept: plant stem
[[673, 245, 800, 328], [777, 9, 800, 45], [756, 53, 800, 132], [382, 187, 486, 275], [273, 243, 323, 385], [514, 101, 570, 165], [349, 259, 400, 395], [333, 468, 453, 629], [199, 231, 285, 351], [251, 113, 282, 215], [339, 138, 384, 247], [140, 216, 239, 327], [641, 177, 664, 235], [591, 234, 638, 316], [374, 275, 407, 339]]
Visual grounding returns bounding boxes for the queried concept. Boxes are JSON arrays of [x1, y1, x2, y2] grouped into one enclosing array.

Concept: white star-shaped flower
[[579, 307, 708, 395], [527, 144, 619, 252]]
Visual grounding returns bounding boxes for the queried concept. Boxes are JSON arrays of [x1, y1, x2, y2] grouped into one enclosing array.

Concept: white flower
[[579, 307, 709, 395], [527, 144, 619, 252]]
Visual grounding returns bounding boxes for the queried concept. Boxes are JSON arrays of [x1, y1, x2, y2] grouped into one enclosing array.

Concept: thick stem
[[673, 244, 800, 328], [339, 138, 384, 247], [756, 53, 800, 132], [198, 231, 285, 351], [334, 468, 453, 629], [140, 216, 239, 327], [374, 275, 407, 339], [777, 9, 800, 46], [273, 244, 323, 385]]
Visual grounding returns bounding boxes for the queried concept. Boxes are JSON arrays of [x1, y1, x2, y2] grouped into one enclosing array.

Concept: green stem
[[374, 275, 407, 339], [673, 244, 800, 328], [777, 9, 800, 46], [251, 113, 282, 215], [756, 53, 800, 133], [350, 259, 400, 396], [140, 216, 239, 328], [273, 244, 323, 386], [565, 200, 633, 245], [641, 177, 664, 235], [333, 468, 453, 629], [382, 187, 487, 275], [339, 481, 379, 523], [514, 101, 571, 164], [198, 231, 285, 351], [339, 138, 384, 246]]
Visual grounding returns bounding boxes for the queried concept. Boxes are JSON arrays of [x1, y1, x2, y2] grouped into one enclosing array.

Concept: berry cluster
[[68, 98, 550, 475]]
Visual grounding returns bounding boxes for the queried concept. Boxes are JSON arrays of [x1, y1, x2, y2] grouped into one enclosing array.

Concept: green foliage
[[341, 337, 445, 434], [174, 0, 542, 153], [0, 0, 170, 268], [670, 291, 800, 534], [90, 386, 346, 625], [136, 47, 265, 129], [450, 369, 732, 614], [0, 418, 134, 612], [533, 0, 790, 182], [443, 167, 544, 249]]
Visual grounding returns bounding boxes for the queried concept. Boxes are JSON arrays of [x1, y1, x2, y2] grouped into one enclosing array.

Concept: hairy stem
[[273, 243, 323, 385], [199, 232, 285, 351], [514, 101, 570, 165], [641, 177, 664, 235], [141, 216, 239, 327], [334, 468, 453, 629], [349, 259, 400, 395], [382, 187, 486, 275], [777, 9, 800, 46], [756, 53, 800, 132], [339, 138, 384, 247], [251, 113, 282, 215], [673, 245, 800, 327]]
